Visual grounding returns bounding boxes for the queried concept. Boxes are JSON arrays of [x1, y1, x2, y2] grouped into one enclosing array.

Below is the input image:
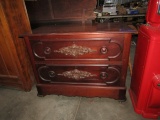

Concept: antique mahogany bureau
[[23, 22, 134, 100], [23, 0, 135, 100]]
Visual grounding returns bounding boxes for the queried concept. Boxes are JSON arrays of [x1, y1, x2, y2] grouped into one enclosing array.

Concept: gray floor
[[0, 40, 152, 120]]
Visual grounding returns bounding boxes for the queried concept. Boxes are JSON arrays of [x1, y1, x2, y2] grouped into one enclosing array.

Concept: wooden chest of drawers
[[23, 22, 134, 100]]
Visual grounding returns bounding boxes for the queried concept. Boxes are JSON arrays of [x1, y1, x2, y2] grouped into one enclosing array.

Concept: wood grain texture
[[0, 0, 34, 91], [0, 3, 18, 76]]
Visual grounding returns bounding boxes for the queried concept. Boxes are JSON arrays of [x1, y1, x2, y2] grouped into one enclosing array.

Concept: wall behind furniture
[[25, 0, 97, 25]]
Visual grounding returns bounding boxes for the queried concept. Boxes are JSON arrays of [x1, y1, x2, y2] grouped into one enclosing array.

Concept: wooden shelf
[[97, 14, 145, 19]]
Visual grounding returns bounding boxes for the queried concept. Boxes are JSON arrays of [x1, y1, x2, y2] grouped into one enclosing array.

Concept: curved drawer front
[[31, 38, 123, 61], [36, 64, 122, 86]]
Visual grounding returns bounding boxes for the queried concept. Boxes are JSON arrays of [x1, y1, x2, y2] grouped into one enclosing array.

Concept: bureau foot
[[37, 93, 45, 97], [118, 96, 127, 103]]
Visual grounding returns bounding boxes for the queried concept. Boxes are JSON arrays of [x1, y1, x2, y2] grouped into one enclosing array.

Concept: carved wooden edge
[[108, 39, 123, 59], [105, 66, 121, 84], [32, 41, 45, 59], [38, 66, 51, 81]]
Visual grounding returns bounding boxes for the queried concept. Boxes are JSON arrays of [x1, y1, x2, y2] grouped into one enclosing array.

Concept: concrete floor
[[0, 38, 153, 120]]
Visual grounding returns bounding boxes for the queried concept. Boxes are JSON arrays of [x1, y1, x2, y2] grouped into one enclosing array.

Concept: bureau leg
[[118, 96, 127, 103], [36, 86, 46, 97], [37, 93, 45, 97], [118, 89, 127, 102]]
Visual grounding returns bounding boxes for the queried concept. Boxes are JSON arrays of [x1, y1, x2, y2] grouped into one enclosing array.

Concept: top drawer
[[28, 34, 124, 61]]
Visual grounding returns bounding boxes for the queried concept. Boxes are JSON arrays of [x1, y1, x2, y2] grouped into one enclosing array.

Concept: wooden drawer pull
[[101, 46, 108, 54], [44, 47, 51, 54], [100, 72, 108, 79], [48, 71, 55, 77]]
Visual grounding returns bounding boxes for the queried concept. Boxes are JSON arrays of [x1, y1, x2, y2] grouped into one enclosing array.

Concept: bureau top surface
[[27, 22, 136, 36]]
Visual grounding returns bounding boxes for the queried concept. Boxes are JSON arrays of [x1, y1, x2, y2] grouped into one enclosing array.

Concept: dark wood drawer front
[[31, 38, 123, 61], [36, 65, 121, 86]]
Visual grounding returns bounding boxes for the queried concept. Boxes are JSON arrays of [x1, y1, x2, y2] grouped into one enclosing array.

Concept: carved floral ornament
[[54, 44, 96, 57], [58, 69, 96, 80]]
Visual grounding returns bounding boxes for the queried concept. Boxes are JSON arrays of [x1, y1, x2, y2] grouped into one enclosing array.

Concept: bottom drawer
[[36, 65, 122, 86]]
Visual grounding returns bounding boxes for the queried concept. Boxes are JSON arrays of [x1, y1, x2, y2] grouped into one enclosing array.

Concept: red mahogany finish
[[23, 22, 134, 100], [0, 0, 34, 91]]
